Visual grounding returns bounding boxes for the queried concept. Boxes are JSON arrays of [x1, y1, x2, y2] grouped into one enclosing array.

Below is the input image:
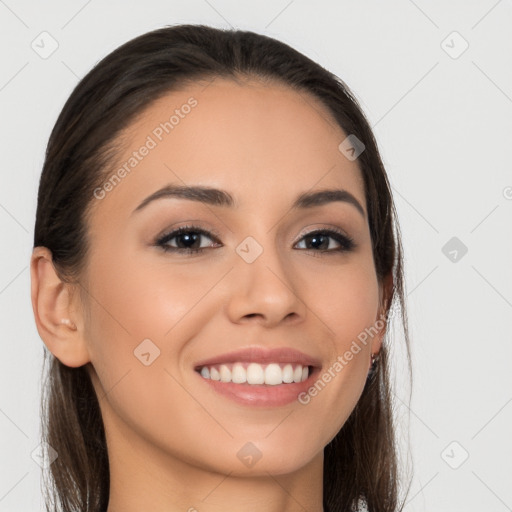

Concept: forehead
[[89, 77, 366, 221]]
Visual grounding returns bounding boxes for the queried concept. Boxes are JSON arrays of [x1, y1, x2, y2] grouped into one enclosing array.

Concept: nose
[[224, 238, 307, 328]]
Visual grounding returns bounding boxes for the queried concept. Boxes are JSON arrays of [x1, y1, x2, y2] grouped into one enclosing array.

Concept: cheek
[[86, 247, 206, 332], [302, 255, 380, 344], [296, 257, 380, 422], [83, 247, 225, 376]]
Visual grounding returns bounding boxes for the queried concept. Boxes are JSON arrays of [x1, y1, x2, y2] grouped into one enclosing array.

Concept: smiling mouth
[[195, 362, 313, 385]]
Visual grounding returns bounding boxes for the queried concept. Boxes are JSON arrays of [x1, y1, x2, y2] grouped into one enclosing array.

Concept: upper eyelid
[[157, 225, 221, 242], [294, 224, 351, 240], [155, 222, 220, 241]]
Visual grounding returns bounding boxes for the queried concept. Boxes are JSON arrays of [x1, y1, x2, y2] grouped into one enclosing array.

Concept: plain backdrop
[[1, 1, 511, 511]]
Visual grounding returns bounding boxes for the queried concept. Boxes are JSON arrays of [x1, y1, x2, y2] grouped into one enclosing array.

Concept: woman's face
[[79, 77, 386, 477]]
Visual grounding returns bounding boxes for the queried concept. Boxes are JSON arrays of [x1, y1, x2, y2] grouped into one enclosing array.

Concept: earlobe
[[30, 247, 90, 368], [60, 318, 78, 330]]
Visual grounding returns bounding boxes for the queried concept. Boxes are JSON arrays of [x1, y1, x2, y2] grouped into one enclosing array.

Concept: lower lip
[[195, 367, 320, 407]]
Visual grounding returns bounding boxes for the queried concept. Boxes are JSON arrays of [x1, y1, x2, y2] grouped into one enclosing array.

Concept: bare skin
[[31, 77, 390, 512]]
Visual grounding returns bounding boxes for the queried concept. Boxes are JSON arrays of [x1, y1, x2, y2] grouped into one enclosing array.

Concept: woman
[[30, 24, 411, 512]]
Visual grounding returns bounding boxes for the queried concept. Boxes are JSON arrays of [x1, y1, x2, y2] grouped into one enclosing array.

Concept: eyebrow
[[132, 184, 366, 218]]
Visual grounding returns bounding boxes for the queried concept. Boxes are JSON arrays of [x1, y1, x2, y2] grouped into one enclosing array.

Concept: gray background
[[1, 1, 511, 510]]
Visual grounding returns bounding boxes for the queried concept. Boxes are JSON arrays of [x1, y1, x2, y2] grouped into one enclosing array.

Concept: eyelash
[[154, 224, 356, 255]]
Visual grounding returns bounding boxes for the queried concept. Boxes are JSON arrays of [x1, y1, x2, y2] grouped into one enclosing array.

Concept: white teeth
[[247, 363, 265, 384], [219, 364, 231, 382], [282, 364, 294, 383], [231, 363, 247, 384], [198, 362, 311, 385], [264, 363, 282, 385]]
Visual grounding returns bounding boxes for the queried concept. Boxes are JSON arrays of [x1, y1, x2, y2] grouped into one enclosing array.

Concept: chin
[[195, 439, 322, 478]]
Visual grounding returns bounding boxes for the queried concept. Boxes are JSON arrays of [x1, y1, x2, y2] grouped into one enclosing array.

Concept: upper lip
[[193, 346, 322, 370]]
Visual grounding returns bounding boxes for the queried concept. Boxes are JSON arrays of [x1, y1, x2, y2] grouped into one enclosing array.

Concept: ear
[[370, 272, 394, 359], [30, 246, 90, 368]]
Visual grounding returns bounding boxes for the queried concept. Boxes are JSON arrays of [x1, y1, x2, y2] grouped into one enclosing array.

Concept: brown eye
[[294, 229, 355, 253], [156, 226, 221, 253]]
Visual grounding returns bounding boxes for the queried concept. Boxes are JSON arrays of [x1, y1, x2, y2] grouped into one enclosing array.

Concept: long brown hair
[[34, 24, 412, 512]]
